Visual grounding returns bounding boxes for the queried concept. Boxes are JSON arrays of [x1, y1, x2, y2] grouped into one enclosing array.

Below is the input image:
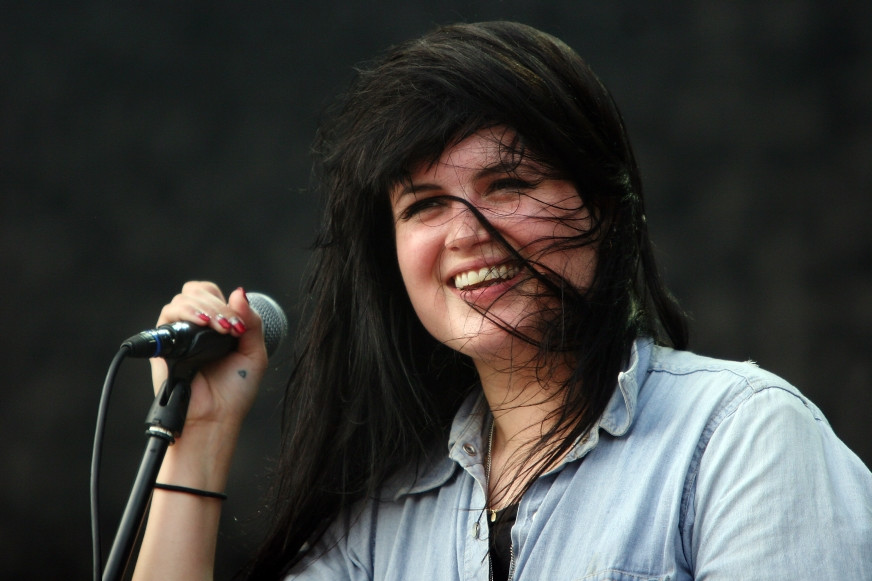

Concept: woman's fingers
[[227, 287, 267, 361], [159, 281, 225, 326]]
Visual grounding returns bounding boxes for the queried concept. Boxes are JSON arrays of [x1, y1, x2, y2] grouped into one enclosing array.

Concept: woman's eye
[[489, 177, 532, 193], [480, 178, 529, 215], [399, 197, 445, 221]]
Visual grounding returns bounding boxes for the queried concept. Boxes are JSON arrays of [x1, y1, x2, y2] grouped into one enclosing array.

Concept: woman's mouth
[[454, 263, 520, 291]]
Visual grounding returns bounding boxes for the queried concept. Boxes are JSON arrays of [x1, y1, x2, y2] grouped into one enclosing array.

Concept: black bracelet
[[153, 482, 228, 500]]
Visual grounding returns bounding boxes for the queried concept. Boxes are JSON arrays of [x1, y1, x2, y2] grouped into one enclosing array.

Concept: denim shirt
[[288, 339, 872, 580]]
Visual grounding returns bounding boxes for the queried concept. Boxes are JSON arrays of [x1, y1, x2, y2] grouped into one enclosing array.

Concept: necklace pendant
[[490, 509, 497, 522]]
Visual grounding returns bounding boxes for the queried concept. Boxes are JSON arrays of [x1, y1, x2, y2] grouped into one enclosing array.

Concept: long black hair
[[244, 21, 687, 579]]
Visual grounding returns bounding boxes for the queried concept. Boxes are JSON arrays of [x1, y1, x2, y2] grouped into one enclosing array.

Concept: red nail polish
[[216, 315, 232, 330], [196, 311, 211, 323], [239, 287, 249, 304], [230, 317, 247, 334]]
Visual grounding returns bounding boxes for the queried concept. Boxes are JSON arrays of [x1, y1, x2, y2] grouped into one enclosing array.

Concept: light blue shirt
[[288, 339, 872, 580]]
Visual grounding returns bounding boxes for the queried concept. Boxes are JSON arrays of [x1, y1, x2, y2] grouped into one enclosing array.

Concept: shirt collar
[[392, 338, 653, 499], [597, 336, 650, 437]]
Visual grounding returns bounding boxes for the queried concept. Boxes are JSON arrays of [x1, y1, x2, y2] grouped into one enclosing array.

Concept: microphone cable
[[90, 346, 131, 581]]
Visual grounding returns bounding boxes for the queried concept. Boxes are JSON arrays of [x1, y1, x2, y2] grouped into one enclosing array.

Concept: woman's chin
[[444, 322, 540, 368]]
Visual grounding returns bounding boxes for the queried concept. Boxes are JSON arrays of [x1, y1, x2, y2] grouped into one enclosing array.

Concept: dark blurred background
[[2, 1, 870, 578]]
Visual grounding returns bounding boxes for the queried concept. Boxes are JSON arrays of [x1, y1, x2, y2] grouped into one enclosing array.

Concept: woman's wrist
[[156, 421, 242, 493]]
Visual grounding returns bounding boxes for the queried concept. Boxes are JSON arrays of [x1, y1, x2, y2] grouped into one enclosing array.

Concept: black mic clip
[[145, 378, 189, 443]]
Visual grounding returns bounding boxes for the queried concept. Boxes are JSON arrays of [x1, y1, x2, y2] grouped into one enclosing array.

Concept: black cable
[[90, 346, 130, 581]]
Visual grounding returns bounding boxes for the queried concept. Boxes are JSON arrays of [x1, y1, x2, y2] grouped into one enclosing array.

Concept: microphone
[[121, 292, 288, 361]]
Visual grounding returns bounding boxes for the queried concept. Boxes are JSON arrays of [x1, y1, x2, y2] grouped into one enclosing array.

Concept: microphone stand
[[102, 332, 235, 581]]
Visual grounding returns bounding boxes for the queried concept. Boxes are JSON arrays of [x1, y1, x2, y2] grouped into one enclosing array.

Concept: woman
[[134, 22, 872, 580]]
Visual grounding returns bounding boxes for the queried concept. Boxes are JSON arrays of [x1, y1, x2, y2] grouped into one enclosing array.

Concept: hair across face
[[391, 126, 598, 369]]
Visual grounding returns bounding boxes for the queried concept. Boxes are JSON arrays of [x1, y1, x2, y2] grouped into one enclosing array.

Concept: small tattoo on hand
[[238, 369, 247, 378]]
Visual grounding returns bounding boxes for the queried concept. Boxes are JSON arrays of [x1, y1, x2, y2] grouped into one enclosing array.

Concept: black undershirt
[[488, 504, 518, 581]]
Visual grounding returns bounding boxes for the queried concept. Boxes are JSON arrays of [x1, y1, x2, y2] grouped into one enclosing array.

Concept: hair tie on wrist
[[154, 482, 227, 500]]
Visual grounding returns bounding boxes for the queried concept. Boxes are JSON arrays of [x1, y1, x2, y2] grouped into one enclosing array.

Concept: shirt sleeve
[[690, 384, 872, 580]]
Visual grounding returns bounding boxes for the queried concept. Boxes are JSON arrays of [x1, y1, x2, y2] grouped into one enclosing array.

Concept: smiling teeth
[[454, 264, 519, 290]]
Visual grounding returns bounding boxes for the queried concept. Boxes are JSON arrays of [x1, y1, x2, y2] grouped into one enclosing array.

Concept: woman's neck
[[475, 356, 574, 508]]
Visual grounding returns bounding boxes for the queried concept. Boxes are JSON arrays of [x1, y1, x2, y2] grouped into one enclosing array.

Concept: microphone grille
[[247, 293, 288, 358]]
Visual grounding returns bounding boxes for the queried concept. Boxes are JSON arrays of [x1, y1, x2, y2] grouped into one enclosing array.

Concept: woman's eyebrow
[[392, 182, 442, 201]]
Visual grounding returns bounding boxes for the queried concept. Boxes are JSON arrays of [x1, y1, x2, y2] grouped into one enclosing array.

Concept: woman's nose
[[444, 205, 490, 251]]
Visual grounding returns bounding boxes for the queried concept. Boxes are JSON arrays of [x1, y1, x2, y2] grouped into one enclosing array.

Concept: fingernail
[[196, 311, 211, 323], [239, 287, 249, 304], [230, 316, 246, 334], [216, 314, 232, 330]]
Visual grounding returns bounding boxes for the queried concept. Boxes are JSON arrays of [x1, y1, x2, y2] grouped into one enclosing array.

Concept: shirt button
[[462, 443, 476, 456]]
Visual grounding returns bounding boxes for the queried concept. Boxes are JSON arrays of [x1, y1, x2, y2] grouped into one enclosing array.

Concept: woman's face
[[390, 128, 596, 366]]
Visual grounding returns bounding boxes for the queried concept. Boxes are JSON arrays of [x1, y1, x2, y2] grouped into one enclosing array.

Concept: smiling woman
[[132, 21, 872, 581]]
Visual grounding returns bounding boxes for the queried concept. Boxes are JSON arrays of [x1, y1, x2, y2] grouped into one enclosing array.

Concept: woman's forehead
[[406, 127, 544, 180]]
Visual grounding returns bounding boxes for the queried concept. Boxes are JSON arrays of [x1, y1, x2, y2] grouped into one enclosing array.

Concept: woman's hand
[[134, 282, 268, 581], [149, 281, 268, 433]]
